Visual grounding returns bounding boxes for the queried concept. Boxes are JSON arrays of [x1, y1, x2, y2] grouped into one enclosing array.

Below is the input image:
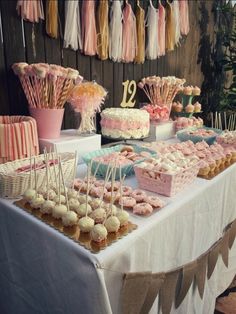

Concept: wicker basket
[[0, 152, 75, 198], [134, 162, 200, 197]]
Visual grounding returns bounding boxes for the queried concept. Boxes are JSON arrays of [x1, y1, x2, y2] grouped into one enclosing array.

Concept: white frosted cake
[[100, 108, 150, 139]]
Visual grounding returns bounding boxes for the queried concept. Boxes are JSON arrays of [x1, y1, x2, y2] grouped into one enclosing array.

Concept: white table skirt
[[0, 163, 236, 314]]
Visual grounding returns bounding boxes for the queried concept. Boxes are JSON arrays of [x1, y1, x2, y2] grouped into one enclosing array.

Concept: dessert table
[[0, 163, 236, 314]]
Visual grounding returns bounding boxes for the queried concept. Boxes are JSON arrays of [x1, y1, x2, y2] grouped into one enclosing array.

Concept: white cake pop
[[90, 207, 106, 224], [68, 198, 80, 211], [75, 203, 92, 217], [78, 216, 95, 233], [52, 204, 67, 219], [103, 203, 117, 216], [62, 211, 78, 226], [40, 200, 55, 214], [30, 194, 44, 209], [78, 194, 92, 204], [23, 188, 36, 202], [67, 188, 78, 199], [90, 224, 108, 243], [60, 186, 68, 196], [89, 198, 102, 210], [43, 189, 56, 201], [105, 216, 120, 233], [53, 194, 66, 204], [116, 210, 129, 226]]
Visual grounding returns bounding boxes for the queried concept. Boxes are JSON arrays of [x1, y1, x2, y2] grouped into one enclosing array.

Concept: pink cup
[[29, 108, 64, 139]]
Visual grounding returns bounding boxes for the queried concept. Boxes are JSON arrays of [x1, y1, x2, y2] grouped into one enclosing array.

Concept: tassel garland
[[158, 1, 166, 57], [179, 0, 190, 35], [97, 0, 109, 60], [81, 0, 97, 56], [46, 0, 58, 39], [109, 0, 123, 62], [146, 0, 158, 60], [122, 1, 137, 63], [173, 0, 181, 46], [16, 0, 44, 23], [165, 1, 175, 51], [64, 0, 82, 51], [135, 1, 145, 64]]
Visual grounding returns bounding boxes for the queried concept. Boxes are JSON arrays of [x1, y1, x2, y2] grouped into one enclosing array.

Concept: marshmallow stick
[[119, 166, 124, 211], [224, 112, 227, 130], [34, 157, 38, 196], [219, 113, 222, 130], [99, 164, 113, 207], [60, 159, 69, 211], [215, 111, 218, 129], [58, 156, 61, 205], [85, 164, 91, 217], [29, 150, 32, 189], [86, 161, 102, 195], [46, 154, 49, 201], [71, 150, 77, 189], [52, 153, 58, 192], [103, 166, 116, 225], [48, 147, 54, 188], [77, 160, 94, 195]]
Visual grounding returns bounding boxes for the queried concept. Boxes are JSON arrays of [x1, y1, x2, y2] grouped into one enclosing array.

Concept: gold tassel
[[165, 1, 175, 51], [46, 0, 58, 39], [97, 0, 109, 60], [135, 1, 145, 64]]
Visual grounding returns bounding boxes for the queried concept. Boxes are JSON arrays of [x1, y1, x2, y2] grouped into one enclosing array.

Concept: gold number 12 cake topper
[[120, 80, 137, 108]]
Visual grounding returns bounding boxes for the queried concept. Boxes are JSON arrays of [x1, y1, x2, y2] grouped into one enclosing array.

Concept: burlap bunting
[[195, 253, 208, 299], [120, 218, 236, 313], [175, 260, 197, 308], [121, 272, 152, 314], [140, 273, 165, 314], [159, 269, 179, 314]]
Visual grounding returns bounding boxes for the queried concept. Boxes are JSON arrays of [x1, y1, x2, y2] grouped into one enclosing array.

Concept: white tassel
[[173, 0, 181, 46], [64, 0, 82, 51], [109, 0, 123, 62], [146, 0, 158, 60]]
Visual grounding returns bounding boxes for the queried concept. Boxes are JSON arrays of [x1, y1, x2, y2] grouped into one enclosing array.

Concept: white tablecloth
[[0, 164, 236, 314]]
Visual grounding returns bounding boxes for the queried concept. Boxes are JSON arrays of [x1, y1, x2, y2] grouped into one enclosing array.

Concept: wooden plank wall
[[0, 0, 213, 128]]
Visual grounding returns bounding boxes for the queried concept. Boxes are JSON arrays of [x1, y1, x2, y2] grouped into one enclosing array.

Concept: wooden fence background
[[0, 0, 216, 128]]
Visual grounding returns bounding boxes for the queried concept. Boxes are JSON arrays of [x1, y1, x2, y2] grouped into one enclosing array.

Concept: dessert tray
[[14, 199, 137, 254], [82, 144, 156, 179], [176, 127, 222, 145], [198, 159, 236, 180]]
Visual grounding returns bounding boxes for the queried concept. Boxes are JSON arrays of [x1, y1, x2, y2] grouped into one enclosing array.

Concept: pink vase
[[29, 108, 64, 139]]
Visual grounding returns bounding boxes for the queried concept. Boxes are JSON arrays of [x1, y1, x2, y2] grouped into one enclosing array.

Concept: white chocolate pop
[[104, 203, 117, 216], [43, 189, 56, 201], [75, 203, 92, 217], [52, 204, 67, 219], [60, 186, 68, 196], [90, 224, 108, 243], [78, 216, 95, 233], [105, 216, 120, 233], [53, 194, 66, 204], [89, 198, 102, 210], [23, 189, 36, 202], [62, 211, 78, 226], [68, 198, 80, 211], [67, 189, 78, 199], [90, 207, 106, 224], [30, 194, 44, 209], [40, 200, 55, 214], [78, 194, 92, 204], [116, 210, 129, 226]]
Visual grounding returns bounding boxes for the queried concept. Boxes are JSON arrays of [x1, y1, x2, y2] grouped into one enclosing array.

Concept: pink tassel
[[158, 2, 166, 57], [81, 0, 97, 56], [16, 0, 44, 23], [179, 0, 190, 35], [122, 2, 137, 63]]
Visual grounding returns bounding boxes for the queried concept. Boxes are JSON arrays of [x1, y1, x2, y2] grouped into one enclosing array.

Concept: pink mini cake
[[100, 108, 150, 139]]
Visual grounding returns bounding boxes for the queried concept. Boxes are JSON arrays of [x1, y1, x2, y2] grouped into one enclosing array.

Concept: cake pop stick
[[229, 115, 232, 131], [211, 112, 213, 128], [224, 112, 227, 130], [85, 164, 91, 217], [58, 156, 61, 205], [77, 160, 94, 195], [71, 150, 77, 189], [29, 149, 33, 189], [98, 163, 113, 207], [46, 154, 49, 201], [59, 158, 69, 211], [34, 157, 38, 196], [219, 113, 222, 130]]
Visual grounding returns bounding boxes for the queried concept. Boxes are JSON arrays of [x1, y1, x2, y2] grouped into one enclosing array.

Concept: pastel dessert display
[[12, 62, 82, 139], [138, 76, 186, 121], [69, 81, 107, 134], [155, 140, 236, 177], [175, 117, 204, 131], [82, 144, 156, 179], [217, 130, 236, 149], [100, 108, 150, 139], [0, 116, 39, 164], [177, 127, 221, 145], [134, 152, 200, 196]]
